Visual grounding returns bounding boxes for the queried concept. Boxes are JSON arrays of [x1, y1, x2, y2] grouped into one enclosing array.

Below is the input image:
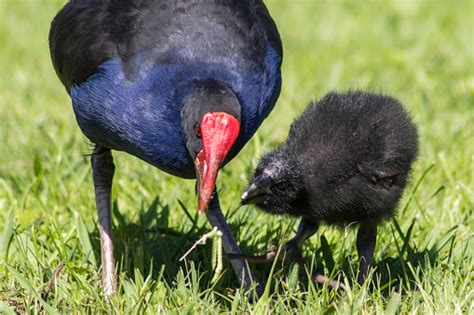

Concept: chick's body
[[238, 91, 419, 287], [286, 91, 419, 224]]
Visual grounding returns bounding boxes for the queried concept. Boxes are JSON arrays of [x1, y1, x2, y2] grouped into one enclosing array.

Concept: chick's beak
[[241, 175, 271, 205], [195, 112, 240, 213]]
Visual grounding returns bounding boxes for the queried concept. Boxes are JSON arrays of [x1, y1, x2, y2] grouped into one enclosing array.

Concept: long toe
[[312, 272, 346, 291], [225, 245, 278, 264]]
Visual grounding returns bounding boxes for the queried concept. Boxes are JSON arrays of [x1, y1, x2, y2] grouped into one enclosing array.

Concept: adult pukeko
[[49, 0, 282, 295], [231, 91, 418, 288]]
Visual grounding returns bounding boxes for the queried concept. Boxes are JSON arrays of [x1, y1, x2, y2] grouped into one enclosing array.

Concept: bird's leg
[[356, 221, 377, 285], [283, 219, 318, 266], [226, 219, 317, 265], [227, 219, 345, 290], [205, 191, 256, 291], [282, 220, 343, 289], [288, 220, 344, 290], [91, 146, 117, 297]]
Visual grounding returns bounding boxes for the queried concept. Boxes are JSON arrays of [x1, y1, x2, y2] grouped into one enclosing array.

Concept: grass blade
[[1, 209, 15, 257], [320, 235, 335, 274], [385, 292, 401, 315], [0, 301, 16, 315], [74, 212, 97, 267], [6, 266, 59, 315]]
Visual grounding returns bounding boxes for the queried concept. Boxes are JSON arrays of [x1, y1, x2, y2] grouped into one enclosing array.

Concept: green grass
[[1, 0, 473, 313]]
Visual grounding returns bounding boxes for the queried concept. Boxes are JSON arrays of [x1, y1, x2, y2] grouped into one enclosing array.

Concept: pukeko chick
[[49, 0, 282, 295], [233, 91, 418, 288]]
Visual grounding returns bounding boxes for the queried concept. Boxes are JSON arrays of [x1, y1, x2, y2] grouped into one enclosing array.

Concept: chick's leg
[[205, 191, 256, 291], [226, 219, 318, 264], [283, 219, 319, 266], [356, 222, 377, 285], [91, 146, 117, 296], [289, 221, 344, 289], [227, 219, 344, 289]]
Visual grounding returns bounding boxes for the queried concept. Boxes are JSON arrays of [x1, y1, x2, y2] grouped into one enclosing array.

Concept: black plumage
[[50, 0, 281, 93], [237, 91, 419, 287]]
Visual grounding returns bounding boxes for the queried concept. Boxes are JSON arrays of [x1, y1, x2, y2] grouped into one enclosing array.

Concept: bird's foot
[[225, 245, 279, 263], [227, 243, 345, 291], [226, 243, 303, 265], [312, 272, 346, 290]]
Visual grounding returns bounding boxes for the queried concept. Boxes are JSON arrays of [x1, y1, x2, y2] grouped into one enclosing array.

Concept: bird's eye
[[276, 181, 288, 190], [195, 127, 202, 139]]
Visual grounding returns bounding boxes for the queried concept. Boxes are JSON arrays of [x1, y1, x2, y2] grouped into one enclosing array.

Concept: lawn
[[0, 0, 472, 313]]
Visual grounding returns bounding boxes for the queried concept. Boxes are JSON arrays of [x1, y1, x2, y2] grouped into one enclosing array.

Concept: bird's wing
[[49, 0, 282, 94], [253, 0, 283, 58], [357, 162, 404, 184], [49, 0, 122, 92]]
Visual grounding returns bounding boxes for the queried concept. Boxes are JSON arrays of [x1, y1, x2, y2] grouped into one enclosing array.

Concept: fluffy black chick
[[237, 91, 419, 287]]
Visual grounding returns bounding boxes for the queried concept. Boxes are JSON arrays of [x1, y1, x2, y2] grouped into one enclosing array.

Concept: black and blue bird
[[49, 0, 282, 295]]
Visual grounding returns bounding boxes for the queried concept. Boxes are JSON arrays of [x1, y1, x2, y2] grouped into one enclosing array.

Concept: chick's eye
[[195, 127, 202, 139], [276, 181, 288, 190]]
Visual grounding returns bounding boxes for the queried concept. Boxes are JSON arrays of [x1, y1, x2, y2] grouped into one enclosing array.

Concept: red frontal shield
[[195, 112, 240, 212]]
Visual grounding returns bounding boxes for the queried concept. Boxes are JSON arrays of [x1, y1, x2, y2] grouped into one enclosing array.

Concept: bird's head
[[181, 80, 241, 213], [241, 149, 306, 215]]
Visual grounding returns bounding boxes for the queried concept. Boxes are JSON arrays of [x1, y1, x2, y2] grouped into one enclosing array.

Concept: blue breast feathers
[[71, 45, 281, 179]]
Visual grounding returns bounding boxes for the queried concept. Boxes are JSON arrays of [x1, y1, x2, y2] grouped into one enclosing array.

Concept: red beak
[[195, 112, 240, 213]]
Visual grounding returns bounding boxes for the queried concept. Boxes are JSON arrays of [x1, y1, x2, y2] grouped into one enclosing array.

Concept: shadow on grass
[[85, 194, 459, 297], [369, 220, 459, 295], [306, 218, 460, 295], [229, 218, 459, 297], [86, 195, 276, 291]]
